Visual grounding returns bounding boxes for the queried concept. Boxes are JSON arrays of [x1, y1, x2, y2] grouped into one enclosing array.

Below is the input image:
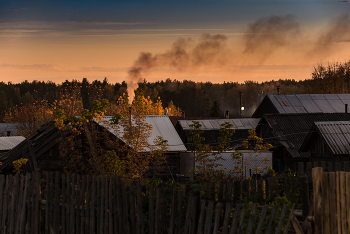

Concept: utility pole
[[239, 91, 243, 118]]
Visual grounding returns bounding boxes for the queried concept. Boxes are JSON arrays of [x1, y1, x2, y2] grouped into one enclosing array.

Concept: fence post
[[313, 167, 323, 234], [233, 180, 241, 203]]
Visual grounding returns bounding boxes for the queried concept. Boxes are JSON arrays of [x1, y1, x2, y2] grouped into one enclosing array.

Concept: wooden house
[[1, 116, 187, 176], [96, 115, 187, 177], [256, 113, 350, 172], [0, 122, 65, 174], [300, 121, 350, 170]]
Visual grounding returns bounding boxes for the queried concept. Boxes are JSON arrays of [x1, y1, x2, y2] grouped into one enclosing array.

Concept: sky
[[1, 0, 350, 86]]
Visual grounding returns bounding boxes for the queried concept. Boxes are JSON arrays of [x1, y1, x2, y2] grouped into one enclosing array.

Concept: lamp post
[[240, 91, 243, 117]]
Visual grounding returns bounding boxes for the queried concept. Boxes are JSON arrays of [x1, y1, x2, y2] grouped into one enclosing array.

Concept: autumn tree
[[306, 61, 350, 94], [189, 121, 235, 182], [232, 129, 272, 179]]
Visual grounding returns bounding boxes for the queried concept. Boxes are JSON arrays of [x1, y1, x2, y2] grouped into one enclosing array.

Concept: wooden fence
[[309, 167, 350, 234], [0, 172, 298, 234]]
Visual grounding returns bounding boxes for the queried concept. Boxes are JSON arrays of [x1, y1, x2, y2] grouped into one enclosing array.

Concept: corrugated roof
[[267, 94, 350, 114], [96, 116, 187, 152], [260, 113, 350, 158], [0, 136, 25, 151], [314, 121, 350, 155], [178, 118, 260, 130]]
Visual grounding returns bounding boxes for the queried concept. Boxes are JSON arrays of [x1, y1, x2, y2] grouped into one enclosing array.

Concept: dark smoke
[[127, 34, 229, 101], [311, 14, 350, 57], [243, 15, 300, 61]]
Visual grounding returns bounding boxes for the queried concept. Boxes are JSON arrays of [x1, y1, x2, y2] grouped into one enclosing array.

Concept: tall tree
[[209, 100, 222, 117]]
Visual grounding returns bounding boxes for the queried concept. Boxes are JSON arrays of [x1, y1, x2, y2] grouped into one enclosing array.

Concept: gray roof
[[96, 116, 187, 152], [0, 136, 26, 151], [0, 123, 20, 136], [313, 121, 350, 155], [266, 94, 350, 114], [178, 118, 260, 131]]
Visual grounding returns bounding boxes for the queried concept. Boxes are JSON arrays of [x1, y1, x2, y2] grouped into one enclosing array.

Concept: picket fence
[[0, 171, 298, 234]]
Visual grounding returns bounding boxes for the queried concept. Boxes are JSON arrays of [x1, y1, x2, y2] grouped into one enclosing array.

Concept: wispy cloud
[[0, 63, 58, 71]]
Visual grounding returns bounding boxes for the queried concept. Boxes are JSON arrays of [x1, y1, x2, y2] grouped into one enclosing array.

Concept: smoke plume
[[310, 14, 350, 57], [127, 34, 229, 102], [126, 14, 350, 102], [243, 15, 300, 62]]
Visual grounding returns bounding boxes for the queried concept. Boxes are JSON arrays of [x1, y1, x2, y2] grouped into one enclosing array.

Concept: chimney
[[6, 131, 11, 136], [258, 90, 264, 104], [164, 108, 168, 116], [225, 110, 229, 119], [346, 104, 348, 113], [277, 86, 280, 95]]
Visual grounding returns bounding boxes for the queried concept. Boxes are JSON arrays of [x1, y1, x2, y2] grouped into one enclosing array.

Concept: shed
[[0, 121, 64, 173], [300, 121, 350, 168], [252, 94, 350, 118]]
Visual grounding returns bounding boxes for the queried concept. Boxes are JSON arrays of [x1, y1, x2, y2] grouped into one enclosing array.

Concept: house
[[0, 136, 25, 157], [300, 121, 350, 171], [252, 94, 350, 118], [0, 121, 64, 173], [1, 115, 188, 176], [175, 118, 260, 151], [256, 113, 350, 172], [93, 115, 187, 177], [174, 118, 264, 180]]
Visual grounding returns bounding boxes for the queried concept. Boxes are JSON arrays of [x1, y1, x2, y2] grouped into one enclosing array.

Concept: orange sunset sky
[[1, 0, 350, 85]]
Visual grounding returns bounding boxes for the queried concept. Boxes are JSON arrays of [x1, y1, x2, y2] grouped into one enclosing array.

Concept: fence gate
[[311, 167, 350, 234]]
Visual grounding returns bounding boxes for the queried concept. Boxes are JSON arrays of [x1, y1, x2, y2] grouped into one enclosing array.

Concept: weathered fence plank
[[229, 203, 241, 234], [221, 202, 232, 234]]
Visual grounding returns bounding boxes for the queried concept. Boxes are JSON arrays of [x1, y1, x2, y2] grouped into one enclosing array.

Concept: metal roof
[[178, 118, 260, 131], [0, 123, 20, 136], [0, 136, 25, 151], [267, 94, 350, 114], [96, 116, 187, 152], [314, 121, 350, 155]]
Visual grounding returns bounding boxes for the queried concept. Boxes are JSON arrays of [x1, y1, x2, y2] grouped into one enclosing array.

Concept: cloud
[[0, 63, 57, 71]]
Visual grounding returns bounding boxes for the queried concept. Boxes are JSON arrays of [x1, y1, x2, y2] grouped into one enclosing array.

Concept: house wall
[[180, 151, 272, 180], [252, 99, 279, 118]]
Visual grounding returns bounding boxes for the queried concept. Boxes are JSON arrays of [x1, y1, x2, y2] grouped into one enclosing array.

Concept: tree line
[[2, 61, 350, 123]]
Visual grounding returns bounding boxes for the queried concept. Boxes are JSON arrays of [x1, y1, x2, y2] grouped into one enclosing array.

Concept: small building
[[252, 94, 350, 118], [0, 122, 64, 173], [300, 121, 350, 170], [175, 118, 260, 151], [95, 115, 187, 177], [256, 113, 350, 172]]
